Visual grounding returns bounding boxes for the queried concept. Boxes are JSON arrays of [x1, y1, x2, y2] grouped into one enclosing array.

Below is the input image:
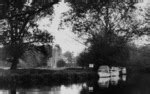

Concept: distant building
[[48, 44, 62, 68]]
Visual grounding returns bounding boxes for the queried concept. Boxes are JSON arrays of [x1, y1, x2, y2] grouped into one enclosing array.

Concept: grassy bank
[[0, 68, 98, 88]]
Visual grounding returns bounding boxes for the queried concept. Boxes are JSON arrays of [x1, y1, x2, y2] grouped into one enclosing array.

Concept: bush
[[57, 59, 66, 67]]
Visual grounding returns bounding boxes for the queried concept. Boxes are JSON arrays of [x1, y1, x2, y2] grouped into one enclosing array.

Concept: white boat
[[98, 66, 110, 77], [121, 67, 127, 74], [110, 67, 120, 76], [98, 66, 125, 77]]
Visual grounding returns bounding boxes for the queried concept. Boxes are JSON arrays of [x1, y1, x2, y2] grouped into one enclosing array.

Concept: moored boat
[[98, 66, 110, 77], [110, 67, 120, 76]]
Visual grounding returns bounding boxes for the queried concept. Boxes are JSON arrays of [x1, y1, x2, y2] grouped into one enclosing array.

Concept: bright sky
[[37, 0, 150, 56], [38, 1, 86, 56]]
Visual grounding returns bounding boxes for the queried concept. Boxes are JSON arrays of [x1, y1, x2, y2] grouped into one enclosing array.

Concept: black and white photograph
[[0, 0, 150, 94]]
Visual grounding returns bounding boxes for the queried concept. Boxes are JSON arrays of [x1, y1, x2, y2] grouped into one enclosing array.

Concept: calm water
[[0, 73, 150, 94]]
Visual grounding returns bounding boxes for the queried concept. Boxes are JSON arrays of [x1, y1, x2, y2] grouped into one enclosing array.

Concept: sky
[[37, 0, 150, 56], [38, 1, 86, 56]]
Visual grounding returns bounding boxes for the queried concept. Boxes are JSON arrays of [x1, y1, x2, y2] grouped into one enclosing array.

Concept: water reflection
[[0, 83, 90, 94], [60, 84, 82, 94], [110, 76, 120, 85], [122, 75, 127, 81], [88, 87, 93, 92], [98, 77, 110, 88], [14, 84, 84, 94], [98, 75, 127, 88], [4, 73, 150, 94], [0, 75, 127, 94], [0, 90, 9, 94]]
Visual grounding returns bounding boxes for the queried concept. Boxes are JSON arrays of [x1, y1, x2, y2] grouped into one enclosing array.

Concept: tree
[[62, 0, 150, 70], [63, 51, 74, 63], [0, 0, 59, 69], [145, 5, 150, 27], [76, 50, 92, 68], [57, 59, 66, 67]]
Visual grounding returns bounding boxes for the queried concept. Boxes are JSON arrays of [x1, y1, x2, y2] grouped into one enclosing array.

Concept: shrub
[[57, 59, 66, 68]]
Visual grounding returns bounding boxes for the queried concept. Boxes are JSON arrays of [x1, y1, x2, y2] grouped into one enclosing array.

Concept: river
[[0, 72, 150, 94]]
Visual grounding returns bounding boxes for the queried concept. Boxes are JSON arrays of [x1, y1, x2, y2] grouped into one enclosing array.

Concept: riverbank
[[0, 68, 98, 88]]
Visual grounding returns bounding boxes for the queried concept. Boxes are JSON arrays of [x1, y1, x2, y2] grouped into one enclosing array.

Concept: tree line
[[0, 0, 150, 70], [61, 0, 150, 70]]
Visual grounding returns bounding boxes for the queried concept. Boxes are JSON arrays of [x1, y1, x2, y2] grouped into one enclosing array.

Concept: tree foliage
[[68, 0, 148, 39], [62, 0, 150, 70], [145, 5, 150, 27], [63, 51, 74, 63], [0, 0, 59, 69], [57, 59, 66, 67]]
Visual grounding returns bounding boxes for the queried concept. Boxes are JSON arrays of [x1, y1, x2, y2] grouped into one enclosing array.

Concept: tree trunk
[[10, 57, 19, 70]]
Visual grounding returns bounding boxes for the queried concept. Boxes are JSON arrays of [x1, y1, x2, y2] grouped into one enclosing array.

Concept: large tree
[[62, 0, 150, 69], [0, 0, 59, 69]]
